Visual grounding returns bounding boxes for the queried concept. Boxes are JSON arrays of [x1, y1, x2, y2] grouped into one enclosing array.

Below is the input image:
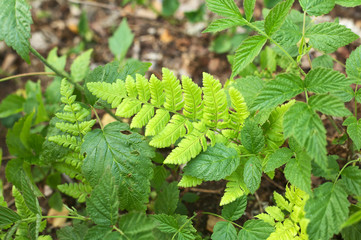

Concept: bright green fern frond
[[182, 76, 203, 120], [229, 87, 249, 130], [145, 109, 170, 136], [53, 162, 83, 180], [125, 75, 138, 98], [162, 68, 184, 111], [56, 108, 90, 123], [221, 167, 249, 205], [48, 135, 81, 152], [164, 122, 208, 164], [87, 80, 126, 108], [58, 182, 92, 203], [149, 74, 165, 107], [131, 105, 155, 128], [136, 74, 151, 102], [150, 114, 189, 148], [55, 120, 96, 136], [202, 73, 229, 128], [63, 152, 84, 169], [178, 175, 203, 187], [116, 98, 142, 118], [60, 79, 74, 101]]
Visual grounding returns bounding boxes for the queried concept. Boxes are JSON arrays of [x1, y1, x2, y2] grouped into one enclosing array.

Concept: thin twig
[[263, 174, 285, 191], [189, 188, 222, 194], [254, 192, 264, 213], [0, 72, 55, 82], [68, 0, 119, 10]]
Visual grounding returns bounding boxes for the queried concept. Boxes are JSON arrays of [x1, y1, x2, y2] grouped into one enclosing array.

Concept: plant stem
[[92, 106, 104, 129], [0, 72, 55, 82], [333, 158, 361, 188], [202, 212, 243, 229], [113, 226, 129, 239], [330, 55, 346, 68], [172, 212, 198, 240]]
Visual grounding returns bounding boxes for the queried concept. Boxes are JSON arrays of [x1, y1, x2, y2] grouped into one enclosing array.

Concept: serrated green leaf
[[346, 45, 361, 82], [306, 22, 358, 53], [182, 76, 203, 120], [221, 195, 247, 221], [299, 0, 335, 16], [264, 147, 293, 172], [244, 0, 256, 21], [341, 210, 361, 229], [71, 49, 93, 82], [162, 0, 179, 16], [336, 0, 361, 7], [203, 18, 246, 33], [20, 172, 41, 215], [305, 182, 349, 240], [56, 224, 88, 240], [341, 166, 361, 196], [108, 19, 134, 60], [309, 94, 351, 116], [83, 226, 113, 240], [206, 0, 242, 18], [151, 165, 169, 190], [241, 120, 265, 154], [305, 67, 350, 93], [0, 206, 21, 228], [260, 46, 277, 72], [0, 0, 33, 63], [118, 212, 155, 240], [312, 54, 334, 69], [178, 175, 203, 188], [153, 214, 197, 239], [312, 155, 339, 181], [238, 219, 274, 239], [0, 94, 25, 118], [341, 221, 361, 240], [232, 35, 267, 77], [251, 73, 303, 111], [82, 122, 154, 211], [212, 221, 237, 240], [231, 75, 264, 108], [45, 47, 66, 73], [162, 68, 184, 112], [343, 117, 361, 150], [183, 143, 240, 181], [264, 0, 294, 36], [243, 157, 262, 194], [155, 182, 179, 215]]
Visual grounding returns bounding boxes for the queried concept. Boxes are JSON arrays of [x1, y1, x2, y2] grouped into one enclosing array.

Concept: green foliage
[[221, 195, 247, 221], [162, 0, 180, 17], [238, 219, 274, 239], [108, 19, 134, 60], [57, 183, 92, 203]]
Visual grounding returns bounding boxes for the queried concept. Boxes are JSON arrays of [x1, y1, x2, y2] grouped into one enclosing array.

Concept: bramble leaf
[[341, 166, 361, 196], [238, 219, 274, 239], [153, 214, 197, 239], [71, 49, 93, 82], [155, 182, 179, 215], [222, 195, 247, 221], [241, 120, 264, 154], [346, 45, 361, 82], [244, 157, 262, 194], [0, 206, 21, 228], [264, 147, 293, 172], [0, 94, 25, 118], [178, 175, 203, 188], [205, 0, 242, 18], [244, 0, 256, 21], [309, 94, 351, 116], [305, 67, 350, 93], [264, 0, 294, 36], [299, 0, 335, 16], [108, 19, 134, 60], [343, 117, 361, 150], [118, 212, 155, 240], [336, 0, 361, 7], [203, 18, 246, 33], [212, 221, 237, 240]]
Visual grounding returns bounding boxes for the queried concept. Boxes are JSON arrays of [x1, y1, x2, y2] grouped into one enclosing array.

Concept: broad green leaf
[[108, 19, 134, 60], [312, 55, 333, 69], [341, 222, 361, 240], [346, 45, 361, 82], [238, 219, 274, 239], [118, 212, 155, 240], [153, 214, 197, 239], [45, 47, 66, 73], [305, 67, 349, 93], [305, 182, 349, 240], [84, 226, 113, 240], [0, 0, 33, 63], [86, 170, 118, 226], [183, 143, 239, 181], [264, 0, 294, 36], [0, 94, 25, 118], [162, 0, 179, 17], [306, 22, 358, 53], [341, 166, 361, 196], [82, 122, 154, 211], [212, 221, 237, 240], [341, 210, 361, 229], [264, 147, 293, 172], [206, 0, 242, 18], [336, 0, 361, 7], [299, 0, 335, 16], [312, 155, 339, 181], [185, 3, 206, 23], [231, 75, 264, 108], [71, 49, 93, 82], [0, 206, 21, 228], [244, 0, 256, 21], [241, 120, 265, 154], [203, 18, 246, 33], [251, 73, 303, 110], [56, 223, 88, 240], [283, 102, 327, 169], [232, 35, 267, 77], [244, 157, 262, 194], [20, 172, 41, 215], [343, 117, 361, 150], [155, 182, 179, 215], [221, 195, 247, 221], [24, 80, 49, 124], [260, 46, 277, 72], [151, 165, 169, 190], [309, 94, 351, 116]]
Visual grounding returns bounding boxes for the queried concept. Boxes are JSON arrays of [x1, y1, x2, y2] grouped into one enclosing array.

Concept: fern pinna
[[88, 68, 255, 204]]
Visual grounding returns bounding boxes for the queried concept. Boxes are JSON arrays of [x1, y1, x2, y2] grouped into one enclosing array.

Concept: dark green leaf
[[346, 45, 361, 82], [20, 172, 41, 215], [343, 117, 361, 150], [153, 214, 197, 239], [212, 221, 237, 240], [0, 206, 21, 228], [56, 224, 89, 240], [309, 94, 351, 117], [238, 219, 274, 239], [118, 212, 155, 240], [151, 165, 169, 190], [299, 0, 335, 16], [48, 191, 63, 212], [221, 195, 247, 221], [155, 182, 179, 215], [244, 157, 262, 194], [71, 49, 93, 82], [183, 143, 240, 181], [108, 19, 134, 60], [264, 0, 294, 36], [312, 155, 339, 181], [264, 147, 293, 172], [241, 120, 265, 154], [341, 166, 361, 196], [185, 4, 206, 23], [162, 0, 180, 16], [84, 226, 114, 240], [341, 222, 361, 240]]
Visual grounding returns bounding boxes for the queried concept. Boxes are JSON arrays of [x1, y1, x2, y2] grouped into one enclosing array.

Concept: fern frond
[[149, 74, 165, 107], [136, 74, 151, 102], [229, 87, 250, 130], [87, 80, 126, 108], [164, 122, 208, 164], [55, 120, 96, 136], [56, 108, 90, 123], [58, 183, 92, 203], [116, 98, 142, 118], [202, 73, 229, 128], [63, 152, 84, 169], [220, 167, 249, 205], [145, 109, 170, 136], [48, 135, 81, 152], [53, 162, 83, 180], [182, 76, 203, 120], [150, 115, 189, 148], [131, 105, 155, 128], [178, 175, 203, 187], [125, 75, 138, 98], [162, 68, 184, 111], [60, 79, 74, 100]]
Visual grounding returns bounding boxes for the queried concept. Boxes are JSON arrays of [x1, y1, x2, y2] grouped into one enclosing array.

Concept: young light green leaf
[[341, 222, 361, 240], [162, 0, 179, 17], [45, 47, 67, 73], [0, 0, 33, 63], [306, 22, 358, 53], [305, 67, 349, 93], [206, 0, 242, 18], [0, 94, 25, 118], [264, 147, 293, 172], [71, 49, 93, 82], [341, 166, 361, 196], [264, 0, 294, 36], [203, 18, 246, 33], [260, 47, 277, 72], [305, 182, 349, 240], [244, 0, 256, 21], [221, 195, 247, 221], [183, 143, 240, 181], [0, 206, 21, 228], [108, 19, 134, 60], [299, 0, 335, 16], [244, 157, 262, 194], [231, 75, 265, 107], [343, 117, 361, 150], [336, 0, 361, 7], [309, 94, 351, 116], [155, 182, 179, 215], [212, 221, 237, 240], [238, 219, 274, 239], [178, 175, 203, 188], [241, 120, 265, 154], [346, 45, 361, 82], [118, 212, 155, 240], [251, 73, 303, 111], [232, 35, 268, 77]]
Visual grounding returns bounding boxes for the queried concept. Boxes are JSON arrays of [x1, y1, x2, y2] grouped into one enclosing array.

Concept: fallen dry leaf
[[206, 215, 226, 233], [47, 206, 69, 228]]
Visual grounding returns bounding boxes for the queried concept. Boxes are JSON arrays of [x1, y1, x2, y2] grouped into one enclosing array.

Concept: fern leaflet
[[178, 175, 203, 187], [58, 183, 92, 203]]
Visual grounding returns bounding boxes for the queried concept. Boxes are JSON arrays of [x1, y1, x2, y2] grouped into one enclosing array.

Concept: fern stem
[[92, 106, 103, 129], [0, 72, 55, 82], [355, 84, 359, 119], [202, 212, 243, 229]]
